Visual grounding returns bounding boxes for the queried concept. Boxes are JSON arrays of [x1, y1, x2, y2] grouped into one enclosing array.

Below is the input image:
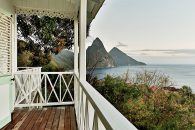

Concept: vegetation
[[16, 15, 75, 104], [16, 14, 195, 130], [17, 15, 74, 69], [92, 71, 195, 130]]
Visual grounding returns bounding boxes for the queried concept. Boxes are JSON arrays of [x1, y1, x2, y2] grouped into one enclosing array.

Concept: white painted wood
[[46, 74, 60, 102], [0, 84, 10, 121], [97, 117, 106, 130], [74, 75, 138, 130], [15, 71, 73, 75], [0, 75, 12, 129], [0, 12, 12, 75], [14, 68, 74, 107], [74, 20, 79, 124], [74, 20, 79, 76], [15, 102, 74, 108], [79, 0, 87, 80], [0, 0, 14, 15], [11, 14, 17, 74], [14, 14, 17, 73], [14, 68, 137, 129], [13, 0, 78, 19], [10, 14, 17, 113], [88, 101, 95, 130], [61, 75, 74, 101]]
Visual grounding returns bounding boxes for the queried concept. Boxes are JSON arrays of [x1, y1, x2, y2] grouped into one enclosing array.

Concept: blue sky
[[87, 0, 195, 64]]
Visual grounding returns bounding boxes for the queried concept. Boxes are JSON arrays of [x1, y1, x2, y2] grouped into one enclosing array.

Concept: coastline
[[93, 64, 195, 92]]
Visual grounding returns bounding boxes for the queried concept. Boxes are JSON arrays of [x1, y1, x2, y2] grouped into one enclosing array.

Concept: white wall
[[0, 84, 10, 121]]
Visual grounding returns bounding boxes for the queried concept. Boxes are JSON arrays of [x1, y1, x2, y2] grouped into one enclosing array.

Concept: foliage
[[18, 40, 52, 67], [92, 72, 195, 130], [17, 15, 74, 69], [17, 15, 74, 52], [42, 59, 61, 72], [131, 70, 174, 87], [95, 75, 130, 111]]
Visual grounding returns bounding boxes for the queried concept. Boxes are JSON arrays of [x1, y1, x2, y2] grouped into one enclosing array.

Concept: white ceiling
[[13, 0, 105, 24]]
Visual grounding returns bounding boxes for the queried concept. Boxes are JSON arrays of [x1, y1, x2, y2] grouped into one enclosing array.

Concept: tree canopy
[[17, 15, 74, 67], [93, 72, 195, 130]]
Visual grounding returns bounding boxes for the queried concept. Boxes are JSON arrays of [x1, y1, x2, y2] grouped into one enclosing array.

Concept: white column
[[74, 19, 79, 117], [12, 14, 17, 73], [11, 14, 17, 112], [74, 20, 79, 77], [79, 0, 87, 81]]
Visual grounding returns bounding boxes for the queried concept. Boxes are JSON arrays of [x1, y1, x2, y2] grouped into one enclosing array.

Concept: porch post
[[11, 14, 17, 112], [74, 19, 79, 121], [74, 20, 79, 76], [79, 0, 87, 81], [12, 14, 17, 73]]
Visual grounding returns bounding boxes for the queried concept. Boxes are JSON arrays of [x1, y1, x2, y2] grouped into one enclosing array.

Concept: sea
[[94, 64, 195, 92]]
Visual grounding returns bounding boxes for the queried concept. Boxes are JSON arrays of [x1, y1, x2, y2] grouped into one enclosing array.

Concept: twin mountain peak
[[54, 37, 146, 69], [86, 38, 146, 68]]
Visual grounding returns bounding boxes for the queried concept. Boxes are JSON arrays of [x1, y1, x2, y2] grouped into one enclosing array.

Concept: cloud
[[125, 49, 195, 57], [140, 49, 195, 55], [116, 42, 128, 48], [165, 49, 195, 55]]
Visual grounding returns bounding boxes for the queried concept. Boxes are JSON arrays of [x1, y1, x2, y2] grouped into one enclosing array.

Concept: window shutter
[[0, 12, 12, 75]]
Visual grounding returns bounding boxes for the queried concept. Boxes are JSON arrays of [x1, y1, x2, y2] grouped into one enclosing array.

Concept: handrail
[[14, 68, 74, 107], [75, 75, 137, 130], [17, 67, 42, 68], [15, 71, 74, 75], [14, 67, 137, 129]]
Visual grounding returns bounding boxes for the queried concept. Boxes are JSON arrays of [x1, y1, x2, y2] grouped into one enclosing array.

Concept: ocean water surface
[[94, 64, 195, 92]]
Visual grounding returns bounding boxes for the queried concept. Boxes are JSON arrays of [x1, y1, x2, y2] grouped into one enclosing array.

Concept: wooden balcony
[[2, 106, 77, 130], [0, 68, 137, 130], [0, 0, 137, 129]]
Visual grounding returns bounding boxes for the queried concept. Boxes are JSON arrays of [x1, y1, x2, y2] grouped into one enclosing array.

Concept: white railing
[[14, 67, 137, 129], [14, 67, 74, 107], [74, 75, 137, 130]]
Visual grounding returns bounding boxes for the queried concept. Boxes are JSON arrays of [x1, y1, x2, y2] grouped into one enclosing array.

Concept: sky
[[86, 0, 195, 64]]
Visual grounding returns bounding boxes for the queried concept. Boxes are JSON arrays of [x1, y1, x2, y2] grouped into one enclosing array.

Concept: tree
[[17, 15, 74, 68], [132, 70, 174, 87], [92, 73, 195, 130]]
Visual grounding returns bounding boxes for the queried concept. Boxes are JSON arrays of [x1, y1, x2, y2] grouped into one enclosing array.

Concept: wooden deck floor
[[2, 106, 77, 130]]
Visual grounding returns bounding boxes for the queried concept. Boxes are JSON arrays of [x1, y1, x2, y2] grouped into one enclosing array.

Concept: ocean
[[94, 64, 195, 92]]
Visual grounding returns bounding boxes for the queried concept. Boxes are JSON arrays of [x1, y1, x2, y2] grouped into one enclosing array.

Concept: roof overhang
[[12, 0, 105, 24]]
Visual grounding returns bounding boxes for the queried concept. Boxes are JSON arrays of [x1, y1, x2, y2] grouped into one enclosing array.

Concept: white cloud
[[126, 49, 195, 57]]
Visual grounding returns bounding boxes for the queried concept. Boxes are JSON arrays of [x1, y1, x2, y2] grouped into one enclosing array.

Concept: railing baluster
[[14, 68, 74, 107], [92, 112, 98, 130], [84, 98, 89, 130], [74, 75, 138, 130], [46, 74, 60, 102], [14, 67, 137, 129], [44, 74, 47, 103], [61, 75, 74, 101], [79, 88, 83, 130], [60, 74, 62, 102]]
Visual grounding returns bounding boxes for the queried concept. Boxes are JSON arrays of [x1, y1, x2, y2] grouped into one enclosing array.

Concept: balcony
[[2, 106, 77, 130], [0, 0, 137, 129], [2, 67, 137, 130]]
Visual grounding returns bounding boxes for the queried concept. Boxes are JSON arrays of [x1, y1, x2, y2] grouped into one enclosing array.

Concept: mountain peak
[[110, 47, 125, 55], [109, 47, 146, 66], [86, 37, 116, 68], [111, 47, 120, 51], [92, 37, 104, 48]]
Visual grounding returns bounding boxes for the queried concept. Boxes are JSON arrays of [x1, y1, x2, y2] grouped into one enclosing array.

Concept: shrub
[[92, 72, 195, 130]]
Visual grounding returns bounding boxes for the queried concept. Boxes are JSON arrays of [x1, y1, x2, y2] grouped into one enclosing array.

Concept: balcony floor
[[2, 106, 77, 130]]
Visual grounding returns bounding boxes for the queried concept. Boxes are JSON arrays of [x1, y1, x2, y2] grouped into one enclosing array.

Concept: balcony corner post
[[79, 0, 87, 81]]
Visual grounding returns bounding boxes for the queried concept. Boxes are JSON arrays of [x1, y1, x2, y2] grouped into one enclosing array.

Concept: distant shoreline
[[94, 64, 195, 92]]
